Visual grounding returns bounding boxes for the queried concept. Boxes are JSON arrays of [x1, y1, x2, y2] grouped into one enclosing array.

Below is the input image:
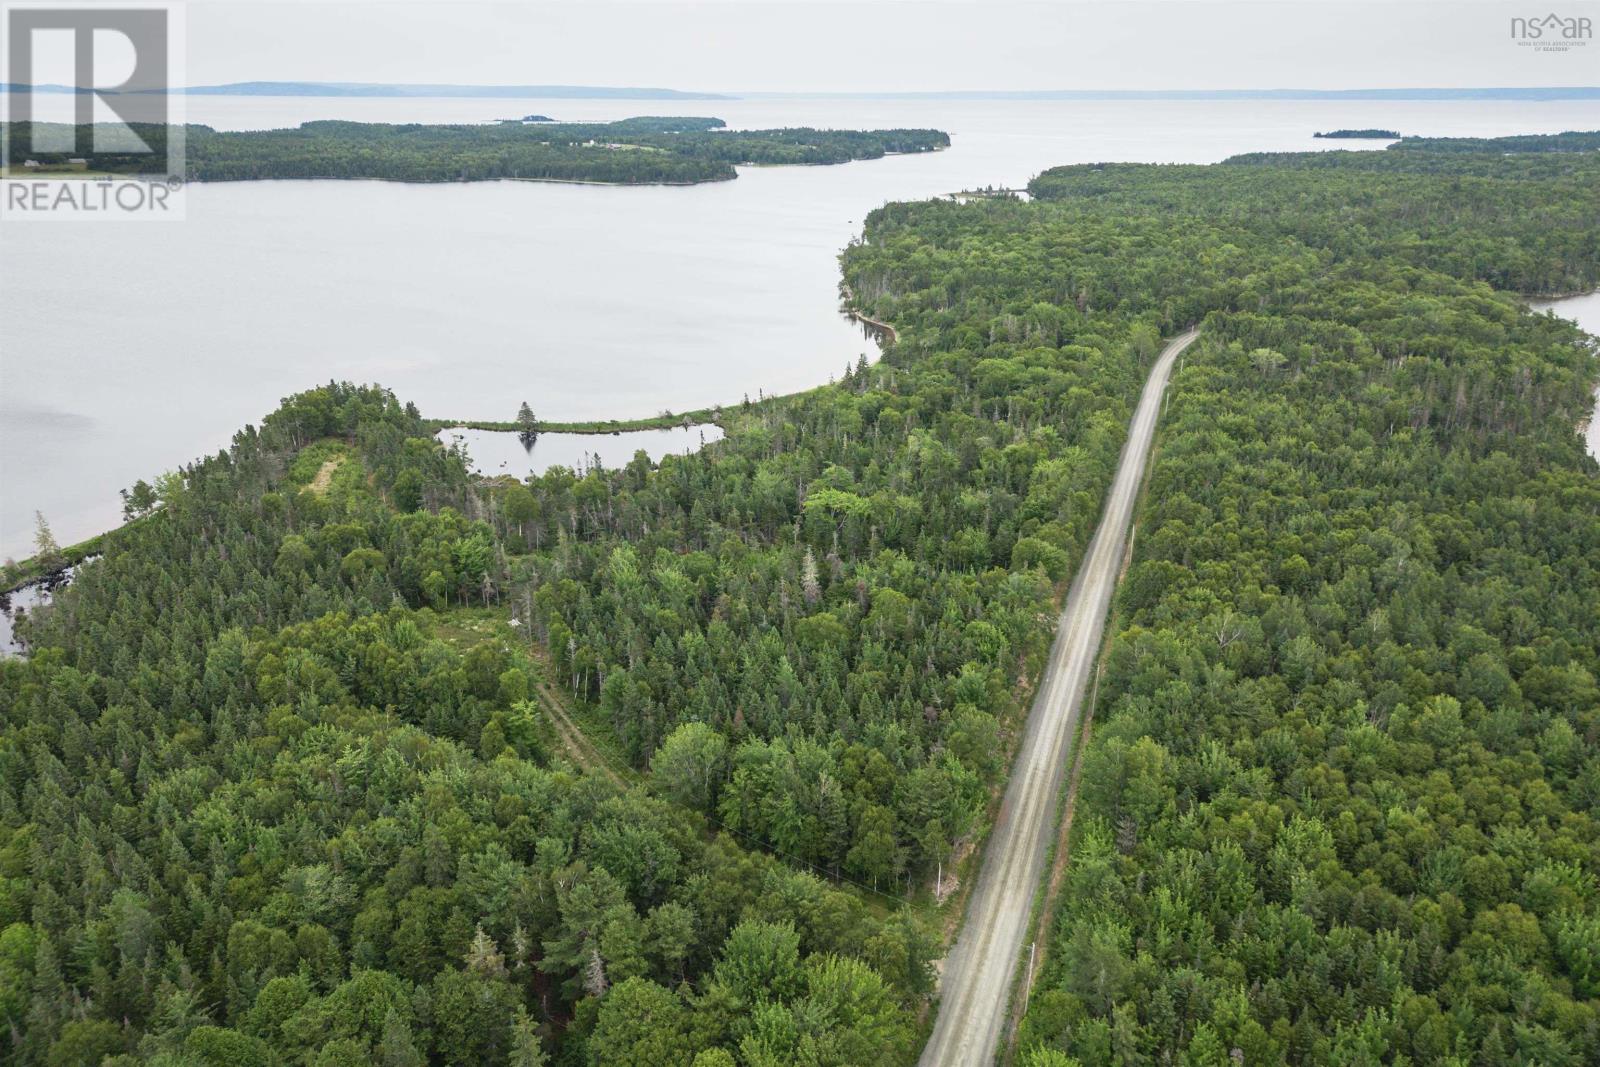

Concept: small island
[[4, 116, 951, 186], [1314, 128, 1400, 139]]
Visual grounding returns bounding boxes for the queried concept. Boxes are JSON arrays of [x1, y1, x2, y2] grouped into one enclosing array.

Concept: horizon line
[[3, 82, 1599, 101]]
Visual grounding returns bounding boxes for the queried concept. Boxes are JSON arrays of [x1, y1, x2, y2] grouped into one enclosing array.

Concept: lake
[[3, 96, 1598, 557]]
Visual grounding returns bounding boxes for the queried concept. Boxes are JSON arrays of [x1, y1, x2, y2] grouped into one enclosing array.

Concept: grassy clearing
[[285, 439, 349, 486], [308, 456, 345, 495]]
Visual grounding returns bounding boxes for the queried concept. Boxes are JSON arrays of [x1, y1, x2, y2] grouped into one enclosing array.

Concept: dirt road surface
[[918, 329, 1199, 1066]]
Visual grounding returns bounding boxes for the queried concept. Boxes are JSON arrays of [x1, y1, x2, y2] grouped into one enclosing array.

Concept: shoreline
[[1527, 289, 1600, 463], [68, 146, 950, 191], [2, 304, 900, 595], [1526, 287, 1600, 302], [840, 282, 899, 343], [428, 300, 898, 434], [848, 306, 898, 343], [41, 143, 950, 190], [1, 174, 725, 188], [2, 530, 109, 595], [13, 281, 1586, 596], [180, 173, 731, 188]]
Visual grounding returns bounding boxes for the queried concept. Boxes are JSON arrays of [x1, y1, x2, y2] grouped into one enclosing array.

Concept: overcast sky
[[165, 0, 1600, 92]]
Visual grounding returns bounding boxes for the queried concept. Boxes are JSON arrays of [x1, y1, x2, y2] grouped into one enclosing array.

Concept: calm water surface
[[4, 96, 1598, 556], [0, 581, 46, 657], [0, 563, 88, 657], [441, 424, 725, 477]]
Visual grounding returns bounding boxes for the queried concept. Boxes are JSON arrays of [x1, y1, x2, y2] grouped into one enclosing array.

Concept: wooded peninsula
[[3, 117, 951, 185], [3, 128, 1598, 1066]]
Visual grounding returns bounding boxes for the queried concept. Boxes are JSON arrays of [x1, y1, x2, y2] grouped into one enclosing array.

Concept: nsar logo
[[1510, 12, 1593, 51]]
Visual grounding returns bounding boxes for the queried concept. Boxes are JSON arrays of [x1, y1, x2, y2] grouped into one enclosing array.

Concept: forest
[[1, 388, 937, 1067], [1312, 129, 1399, 139], [2, 130, 1598, 1065], [1012, 141, 1600, 1062], [2, 118, 949, 184], [1391, 130, 1600, 154]]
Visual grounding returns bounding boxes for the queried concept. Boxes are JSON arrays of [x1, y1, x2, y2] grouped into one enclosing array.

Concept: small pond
[[438, 424, 724, 478]]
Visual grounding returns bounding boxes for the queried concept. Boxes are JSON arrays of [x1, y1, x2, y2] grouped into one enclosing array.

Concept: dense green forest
[[1392, 130, 1600, 154], [1013, 146, 1600, 1062], [0, 389, 937, 1066], [3, 129, 1598, 1066], [1313, 129, 1399, 139], [2, 118, 949, 184]]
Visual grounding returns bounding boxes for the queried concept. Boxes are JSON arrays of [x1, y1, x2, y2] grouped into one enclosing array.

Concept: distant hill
[[173, 82, 731, 100], [1, 81, 728, 99], [744, 86, 1600, 101]]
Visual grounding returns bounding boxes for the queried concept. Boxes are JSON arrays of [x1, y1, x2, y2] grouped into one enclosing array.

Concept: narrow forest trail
[[536, 678, 625, 787], [918, 328, 1199, 1067]]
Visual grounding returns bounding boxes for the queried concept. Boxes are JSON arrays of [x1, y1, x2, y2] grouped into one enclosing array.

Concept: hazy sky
[[166, 0, 1600, 92]]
